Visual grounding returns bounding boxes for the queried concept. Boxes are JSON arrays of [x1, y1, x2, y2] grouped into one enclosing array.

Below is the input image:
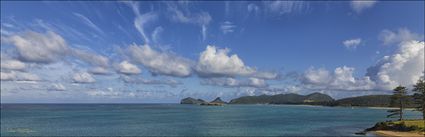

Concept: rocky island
[[180, 97, 226, 106]]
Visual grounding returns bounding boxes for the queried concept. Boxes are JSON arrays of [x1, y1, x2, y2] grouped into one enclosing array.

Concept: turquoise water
[[0, 104, 422, 136]]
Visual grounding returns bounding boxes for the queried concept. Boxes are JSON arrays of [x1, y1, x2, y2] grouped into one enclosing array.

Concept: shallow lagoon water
[[1, 104, 421, 136]]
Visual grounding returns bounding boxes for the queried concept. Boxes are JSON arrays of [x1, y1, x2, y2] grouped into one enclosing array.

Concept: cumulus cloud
[[343, 38, 362, 49], [195, 45, 255, 77], [127, 44, 192, 77], [379, 28, 424, 45], [1, 71, 17, 81], [302, 66, 375, 91], [201, 77, 268, 88], [366, 41, 425, 90], [0, 71, 41, 81], [3, 31, 68, 63], [72, 72, 95, 83], [350, 1, 377, 13], [71, 48, 109, 68], [1, 57, 26, 71], [2, 30, 112, 75], [88, 67, 110, 75], [115, 60, 141, 75], [220, 21, 237, 34]]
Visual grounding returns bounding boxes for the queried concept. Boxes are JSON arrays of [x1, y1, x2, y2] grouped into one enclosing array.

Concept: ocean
[[0, 104, 422, 136]]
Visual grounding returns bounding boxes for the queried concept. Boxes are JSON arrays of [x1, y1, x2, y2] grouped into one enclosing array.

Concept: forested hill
[[227, 93, 418, 108], [332, 95, 416, 108], [228, 92, 334, 104]]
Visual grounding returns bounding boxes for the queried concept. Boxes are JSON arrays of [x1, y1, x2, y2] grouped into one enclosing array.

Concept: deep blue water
[[0, 104, 422, 136]]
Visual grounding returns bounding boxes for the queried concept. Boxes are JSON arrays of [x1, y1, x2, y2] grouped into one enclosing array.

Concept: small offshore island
[[181, 92, 425, 136]]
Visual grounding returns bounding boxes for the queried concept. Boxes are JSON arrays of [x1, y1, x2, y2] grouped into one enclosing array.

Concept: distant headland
[[181, 92, 417, 108]]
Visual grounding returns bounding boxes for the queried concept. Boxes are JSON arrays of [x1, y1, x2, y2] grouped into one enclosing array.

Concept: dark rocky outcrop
[[210, 97, 226, 104], [180, 97, 207, 104]]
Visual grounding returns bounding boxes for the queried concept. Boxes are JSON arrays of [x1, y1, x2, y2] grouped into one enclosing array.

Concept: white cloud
[[151, 26, 164, 44], [252, 71, 279, 80], [115, 60, 141, 75], [3, 31, 68, 63], [1, 58, 26, 71], [50, 83, 66, 91], [343, 38, 362, 49], [18, 72, 41, 81], [127, 44, 192, 77], [302, 66, 375, 91], [72, 72, 95, 83], [167, 3, 212, 40], [121, 76, 182, 87], [125, 1, 158, 44], [73, 13, 104, 35], [379, 28, 424, 45], [303, 40, 424, 91], [366, 40, 425, 90], [0, 71, 16, 81], [263, 1, 308, 15], [87, 88, 121, 97], [201, 77, 268, 88], [248, 77, 268, 88], [350, 1, 377, 13], [71, 48, 109, 68], [247, 3, 260, 15], [195, 45, 255, 77], [220, 21, 237, 34], [0, 71, 41, 81], [88, 67, 110, 75]]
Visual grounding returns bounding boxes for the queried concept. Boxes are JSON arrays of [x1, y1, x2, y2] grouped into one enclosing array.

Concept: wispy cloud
[[263, 1, 309, 16], [125, 1, 158, 44], [350, 1, 377, 14], [73, 13, 104, 35], [220, 21, 237, 34], [202, 77, 268, 88], [166, 2, 212, 41]]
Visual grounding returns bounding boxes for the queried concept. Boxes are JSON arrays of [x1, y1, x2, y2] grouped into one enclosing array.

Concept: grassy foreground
[[392, 120, 424, 129], [366, 119, 424, 136]]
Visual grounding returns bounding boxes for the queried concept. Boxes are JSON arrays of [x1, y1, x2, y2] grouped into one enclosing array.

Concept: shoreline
[[373, 130, 424, 137]]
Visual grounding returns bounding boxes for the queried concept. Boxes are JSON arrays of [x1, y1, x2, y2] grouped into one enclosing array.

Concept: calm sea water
[[0, 104, 421, 136]]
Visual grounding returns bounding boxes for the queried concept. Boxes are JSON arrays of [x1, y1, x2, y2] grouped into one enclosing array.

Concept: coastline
[[373, 130, 424, 137]]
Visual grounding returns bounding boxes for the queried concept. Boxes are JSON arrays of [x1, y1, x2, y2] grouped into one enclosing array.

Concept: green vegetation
[[413, 79, 425, 121], [393, 120, 425, 129], [227, 93, 419, 108], [387, 86, 409, 121], [366, 120, 425, 133], [229, 92, 334, 104]]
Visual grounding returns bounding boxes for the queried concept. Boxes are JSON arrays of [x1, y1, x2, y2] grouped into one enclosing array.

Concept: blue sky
[[1, 1, 424, 103]]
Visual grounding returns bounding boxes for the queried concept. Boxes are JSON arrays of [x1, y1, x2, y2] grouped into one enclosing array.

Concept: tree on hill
[[387, 85, 408, 121], [412, 78, 425, 120]]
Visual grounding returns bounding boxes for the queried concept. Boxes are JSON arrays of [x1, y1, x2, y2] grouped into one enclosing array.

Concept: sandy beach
[[374, 130, 424, 137]]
